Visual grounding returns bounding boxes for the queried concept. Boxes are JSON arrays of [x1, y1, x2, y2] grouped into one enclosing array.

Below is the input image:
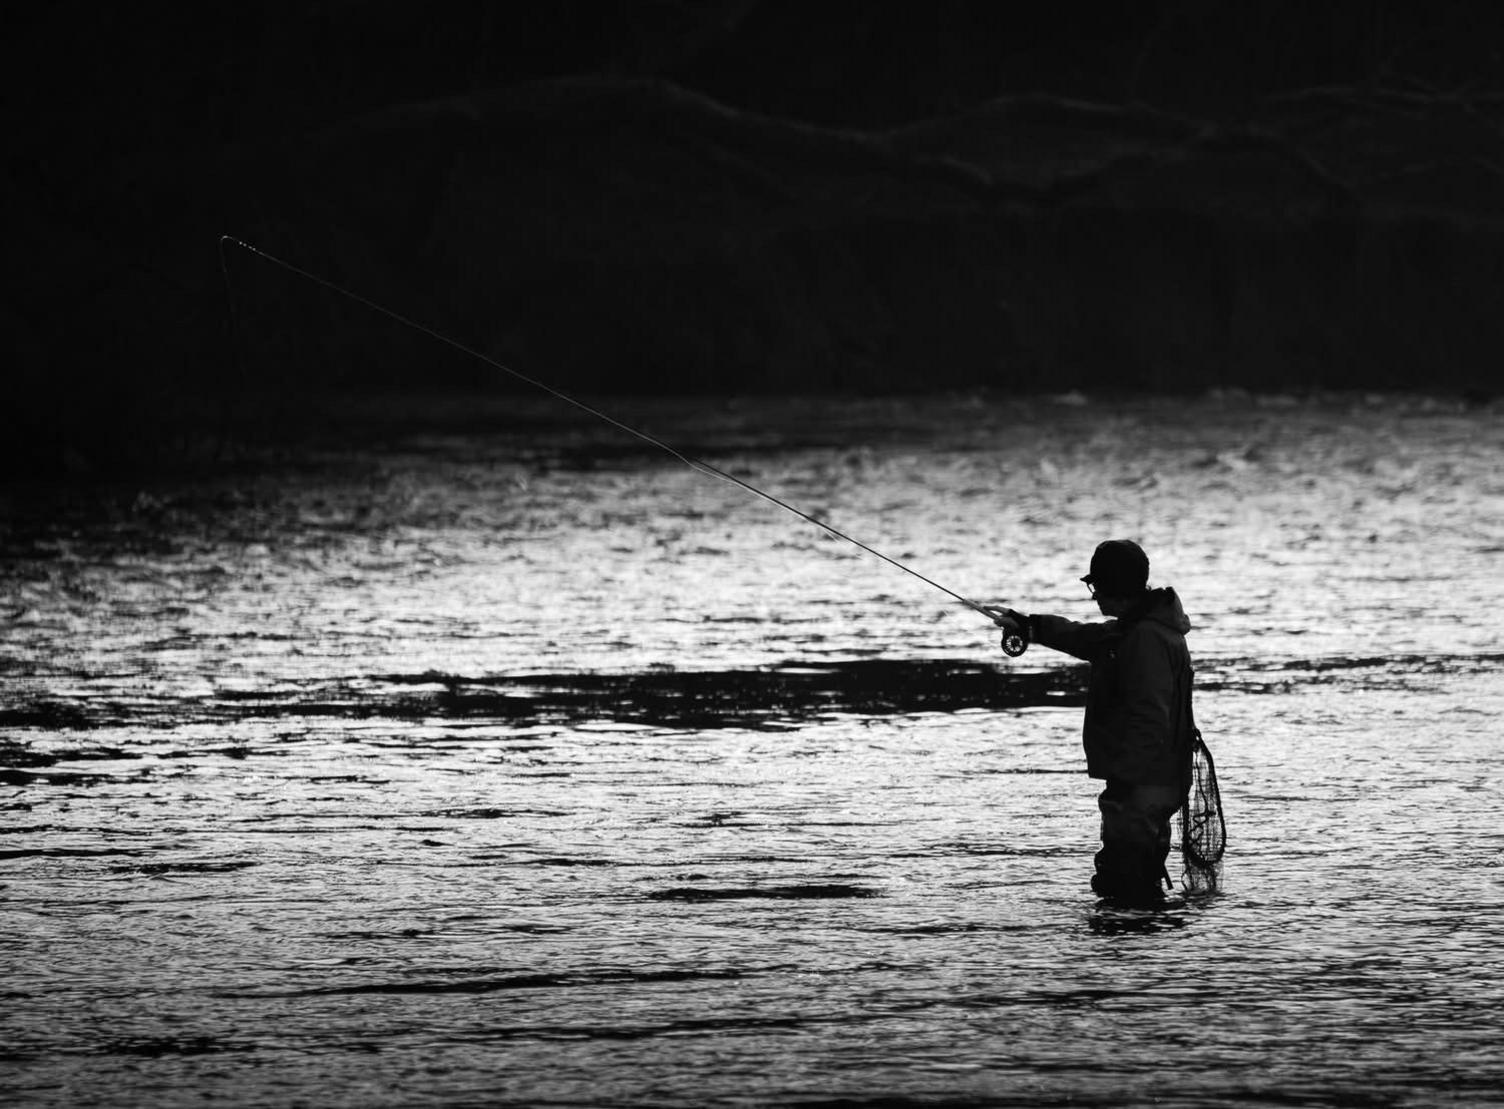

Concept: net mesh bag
[[1180, 730, 1225, 894]]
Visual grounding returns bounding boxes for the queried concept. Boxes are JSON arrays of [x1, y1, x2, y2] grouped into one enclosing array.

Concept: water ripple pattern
[[2, 393, 1502, 1107]]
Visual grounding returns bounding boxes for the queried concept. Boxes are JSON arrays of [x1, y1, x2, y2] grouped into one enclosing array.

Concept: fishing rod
[[218, 235, 1030, 656]]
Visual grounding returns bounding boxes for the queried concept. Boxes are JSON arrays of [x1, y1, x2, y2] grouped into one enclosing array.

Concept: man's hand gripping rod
[[963, 599, 1030, 657]]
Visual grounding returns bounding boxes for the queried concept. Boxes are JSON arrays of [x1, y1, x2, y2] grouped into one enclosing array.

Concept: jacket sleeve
[[1029, 614, 1119, 662], [1115, 627, 1177, 776]]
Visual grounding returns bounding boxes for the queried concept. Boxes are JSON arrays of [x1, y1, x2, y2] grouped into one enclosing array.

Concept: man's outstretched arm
[[984, 607, 1118, 662]]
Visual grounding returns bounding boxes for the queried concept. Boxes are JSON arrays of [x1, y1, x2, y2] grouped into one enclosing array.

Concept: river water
[[2, 391, 1501, 1107]]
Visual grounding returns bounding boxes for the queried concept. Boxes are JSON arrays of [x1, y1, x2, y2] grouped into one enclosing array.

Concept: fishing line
[[218, 236, 1021, 643]]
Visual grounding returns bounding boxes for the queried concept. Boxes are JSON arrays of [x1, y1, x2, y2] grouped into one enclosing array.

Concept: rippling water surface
[[3, 392, 1501, 1107]]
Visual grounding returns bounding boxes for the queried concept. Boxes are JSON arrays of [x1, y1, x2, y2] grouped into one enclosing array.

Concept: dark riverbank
[[10, 4, 1504, 476]]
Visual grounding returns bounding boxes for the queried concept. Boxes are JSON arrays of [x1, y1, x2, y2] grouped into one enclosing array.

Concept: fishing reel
[[973, 603, 1029, 657]]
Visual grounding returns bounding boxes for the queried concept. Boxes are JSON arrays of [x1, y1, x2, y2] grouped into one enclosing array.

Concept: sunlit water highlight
[[2, 393, 1502, 1107]]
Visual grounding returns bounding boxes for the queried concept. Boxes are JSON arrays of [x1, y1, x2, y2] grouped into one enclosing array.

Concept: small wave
[[0, 769, 121, 787], [0, 743, 138, 769], [472, 855, 617, 868], [0, 847, 143, 860], [94, 1035, 249, 1058], [647, 883, 880, 902], [233, 966, 749, 999], [0, 702, 96, 731], [503, 1014, 808, 1041], [426, 806, 571, 819], [107, 861, 258, 875], [858, 922, 1032, 936], [1199, 651, 1504, 692]]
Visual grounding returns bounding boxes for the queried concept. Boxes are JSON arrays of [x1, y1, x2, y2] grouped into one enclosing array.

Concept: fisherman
[[987, 540, 1196, 905]]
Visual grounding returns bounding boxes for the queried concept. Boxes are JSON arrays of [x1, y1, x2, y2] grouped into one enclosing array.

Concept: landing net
[[1180, 731, 1225, 894]]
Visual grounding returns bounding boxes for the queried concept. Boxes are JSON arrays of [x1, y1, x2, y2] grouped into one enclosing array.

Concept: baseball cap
[[1081, 539, 1150, 596]]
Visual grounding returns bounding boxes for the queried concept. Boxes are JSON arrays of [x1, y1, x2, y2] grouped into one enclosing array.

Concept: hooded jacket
[[1030, 587, 1195, 788]]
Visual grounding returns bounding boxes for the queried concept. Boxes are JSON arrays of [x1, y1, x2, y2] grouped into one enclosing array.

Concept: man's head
[[1081, 539, 1149, 615]]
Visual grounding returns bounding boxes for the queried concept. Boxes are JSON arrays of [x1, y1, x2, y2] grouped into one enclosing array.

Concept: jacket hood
[[1132, 586, 1192, 635]]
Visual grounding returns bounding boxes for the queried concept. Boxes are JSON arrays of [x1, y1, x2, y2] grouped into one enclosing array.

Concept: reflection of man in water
[[990, 540, 1195, 905]]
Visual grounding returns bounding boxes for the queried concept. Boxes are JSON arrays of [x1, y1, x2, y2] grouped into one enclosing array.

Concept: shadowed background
[[7, 0, 1504, 474]]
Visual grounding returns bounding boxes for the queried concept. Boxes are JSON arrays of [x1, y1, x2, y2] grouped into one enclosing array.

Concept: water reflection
[[1, 393, 1501, 1106]]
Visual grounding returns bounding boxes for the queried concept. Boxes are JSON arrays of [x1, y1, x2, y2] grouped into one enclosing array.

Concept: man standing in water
[[989, 540, 1196, 905]]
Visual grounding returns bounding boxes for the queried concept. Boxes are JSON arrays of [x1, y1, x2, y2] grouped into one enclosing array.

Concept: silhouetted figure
[[989, 540, 1195, 906]]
